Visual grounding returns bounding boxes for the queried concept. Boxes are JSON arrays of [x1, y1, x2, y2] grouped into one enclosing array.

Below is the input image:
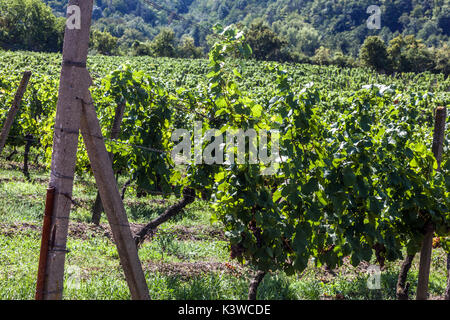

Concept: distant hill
[[39, 0, 450, 56]]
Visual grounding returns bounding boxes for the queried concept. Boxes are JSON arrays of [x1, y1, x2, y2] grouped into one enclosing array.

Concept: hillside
[[41, 0, 450, 56]]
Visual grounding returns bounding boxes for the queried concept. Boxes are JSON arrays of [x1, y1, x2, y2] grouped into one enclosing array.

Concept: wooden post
[[92, 101, 126, 225], [41, 0, 149, 300], [80, 98, 150, 299], [42, 0, 94, 300], [23, 134, 33, 180], [416, 106, 447, 300], [416, 224, 434, 300], [431, 107, 447, 171], [445, 253, 450, 300], [0, 71, 32, 154]]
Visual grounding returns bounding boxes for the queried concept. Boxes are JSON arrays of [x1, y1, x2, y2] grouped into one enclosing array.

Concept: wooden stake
[[0, 71, 32, 154], [445, 253, 450, 300], [416, 224, 434, 300], [92, 101, 126, 225], [431, 107, 446, 171], [80, 97, 150, 299], [41, 0, 149, 300], [42, 0, 94, 300], [416, 106, 447, 300]]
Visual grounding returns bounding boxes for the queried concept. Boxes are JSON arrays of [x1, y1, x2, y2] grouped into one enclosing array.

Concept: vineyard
[[0, 27, 449, 300]]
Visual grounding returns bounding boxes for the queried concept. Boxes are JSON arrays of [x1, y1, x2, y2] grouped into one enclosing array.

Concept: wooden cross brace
[[35, 0, 150, 300]]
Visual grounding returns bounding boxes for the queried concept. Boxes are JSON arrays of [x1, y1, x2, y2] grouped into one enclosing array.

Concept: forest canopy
[[1, 0, 449, 73]]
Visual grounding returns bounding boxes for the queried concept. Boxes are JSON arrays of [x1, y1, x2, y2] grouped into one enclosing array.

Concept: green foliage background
[[2, 0, 449, 60]]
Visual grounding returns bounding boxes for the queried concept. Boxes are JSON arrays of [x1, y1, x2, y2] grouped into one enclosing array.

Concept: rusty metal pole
[[35, 187, 56, 300]]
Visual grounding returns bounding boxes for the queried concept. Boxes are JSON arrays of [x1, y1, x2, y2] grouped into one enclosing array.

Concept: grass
[[0, 151, 448, 300]]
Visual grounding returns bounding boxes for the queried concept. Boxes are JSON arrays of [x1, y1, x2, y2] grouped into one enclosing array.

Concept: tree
[[332, 51, 355, 68], [92, 5, 104, 20], [0, 0, 64, 52], [130, 40, 152, 56], [272, 13, 320, 57], [151, 28, 177, 58], [387, 35, 435, 73], [312, 46, 331, 66], [90, 30, 119, 55], [177, 35, 203, 59], [437, 9, 450, 36], [434, 44, 450, 75], [244, 19, 288, 62], [359, 36, 390, 73]]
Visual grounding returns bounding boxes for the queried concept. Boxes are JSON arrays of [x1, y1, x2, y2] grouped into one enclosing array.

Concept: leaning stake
[[91, 101, 126, 225], [0, 71, 32, 154], [80, 98, 150, 299]]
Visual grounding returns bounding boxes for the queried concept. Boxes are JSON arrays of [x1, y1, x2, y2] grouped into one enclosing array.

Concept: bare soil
[[143, 261, 246, 279], [0, 221, 225, 243]]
